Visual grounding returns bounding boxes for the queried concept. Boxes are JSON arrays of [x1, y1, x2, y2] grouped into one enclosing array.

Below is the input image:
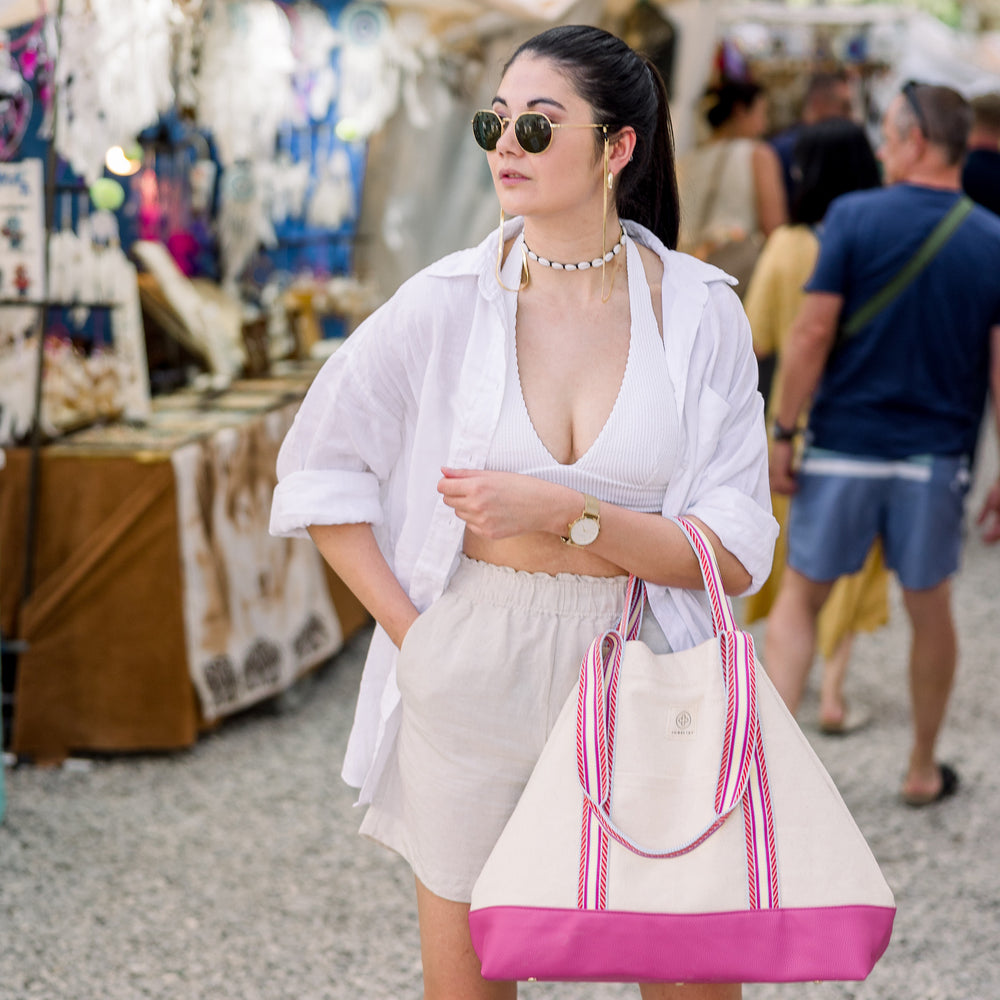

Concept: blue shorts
[[786, 448, 971, 591]]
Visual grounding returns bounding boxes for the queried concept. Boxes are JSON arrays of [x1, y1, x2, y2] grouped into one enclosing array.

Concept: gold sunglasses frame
[[472, 109, 608, 154]]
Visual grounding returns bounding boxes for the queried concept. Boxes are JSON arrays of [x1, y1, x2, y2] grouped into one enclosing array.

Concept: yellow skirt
[[743, 492, 890, 659]]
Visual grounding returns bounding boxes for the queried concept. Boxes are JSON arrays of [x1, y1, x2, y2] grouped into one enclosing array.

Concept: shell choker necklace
[[522, 228, 626, 271]]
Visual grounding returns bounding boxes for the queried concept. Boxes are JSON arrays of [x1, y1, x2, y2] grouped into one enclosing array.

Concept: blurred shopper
[[770, 70, 854, 207], [962, 92, 1000, 216], [765, 83, 1000, 806], [677, 80, 787, 295], [743, 118, 886, 735], [271, 24, 774, 1000]]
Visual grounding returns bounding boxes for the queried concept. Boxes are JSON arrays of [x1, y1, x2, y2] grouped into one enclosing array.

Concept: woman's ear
[[608, 126, 637, 179]]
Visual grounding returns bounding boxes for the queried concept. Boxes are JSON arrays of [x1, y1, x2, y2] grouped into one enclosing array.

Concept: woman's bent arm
[[308, 523, 418, 648], [439, 469, 752, 595], [752, 142, 788, 236]]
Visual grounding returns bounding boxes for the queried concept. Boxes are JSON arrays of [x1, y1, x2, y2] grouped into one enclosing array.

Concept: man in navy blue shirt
[[764, 83, 1000, 807]]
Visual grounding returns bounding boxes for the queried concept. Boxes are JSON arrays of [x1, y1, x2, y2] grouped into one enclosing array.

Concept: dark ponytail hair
[[703, 81, 763, 130], [790, 118, 881, 225], [505, 25, 680, 250]]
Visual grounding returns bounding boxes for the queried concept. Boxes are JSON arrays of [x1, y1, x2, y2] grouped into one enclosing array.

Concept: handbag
[[689, 143, 763, 298], [469, 517, 895, 984], [702, 232, 764, 295]]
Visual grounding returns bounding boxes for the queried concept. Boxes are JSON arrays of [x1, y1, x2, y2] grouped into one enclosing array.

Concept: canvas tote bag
[[470, 517, 895, 984]]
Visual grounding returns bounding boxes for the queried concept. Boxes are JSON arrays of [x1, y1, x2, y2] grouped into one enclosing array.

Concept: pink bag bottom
[[470, 904, 895, 983]]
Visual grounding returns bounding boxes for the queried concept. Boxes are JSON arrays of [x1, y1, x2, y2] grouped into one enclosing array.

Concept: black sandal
[[902, 763, 959, 807]]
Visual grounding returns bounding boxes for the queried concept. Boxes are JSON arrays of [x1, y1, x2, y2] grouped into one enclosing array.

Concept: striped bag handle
[[575, 517, 761, 859]]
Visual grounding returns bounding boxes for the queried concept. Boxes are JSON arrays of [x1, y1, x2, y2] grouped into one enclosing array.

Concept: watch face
[[570, 515, 600, 546]]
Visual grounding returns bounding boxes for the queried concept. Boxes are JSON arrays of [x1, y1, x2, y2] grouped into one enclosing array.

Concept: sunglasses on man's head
[[902, 80, 930, 137], [471, 109, 608, 154]]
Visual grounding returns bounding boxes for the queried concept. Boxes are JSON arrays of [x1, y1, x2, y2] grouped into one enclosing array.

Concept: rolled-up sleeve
[[270, 294, 418, 538], [681, 284, 777, 592]]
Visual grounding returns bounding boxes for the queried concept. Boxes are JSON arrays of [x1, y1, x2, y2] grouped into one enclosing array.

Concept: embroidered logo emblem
[[667, 705, 697, 739]]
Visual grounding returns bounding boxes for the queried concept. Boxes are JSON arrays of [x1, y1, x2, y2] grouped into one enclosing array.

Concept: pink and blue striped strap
[[575, 517, 778, 910], [576, 577, 642, 908]]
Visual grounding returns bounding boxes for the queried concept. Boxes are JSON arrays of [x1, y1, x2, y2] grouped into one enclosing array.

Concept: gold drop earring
[[601, 131, 617, 304], [495, 208, 529, 293]]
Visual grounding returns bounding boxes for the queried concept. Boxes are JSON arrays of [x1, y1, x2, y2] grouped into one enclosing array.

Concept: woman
[[742, 118, 887, 733], [271, 25, 776, 1000], [677, 80, 787, 289]]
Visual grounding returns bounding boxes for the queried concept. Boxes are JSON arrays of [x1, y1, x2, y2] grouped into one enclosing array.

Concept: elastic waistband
[[447, 555, 627, 619]]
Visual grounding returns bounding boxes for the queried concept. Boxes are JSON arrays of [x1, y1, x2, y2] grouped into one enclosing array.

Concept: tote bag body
[[469, 518, 895, 984]]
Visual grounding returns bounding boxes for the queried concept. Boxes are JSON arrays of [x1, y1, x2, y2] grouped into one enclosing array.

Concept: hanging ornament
[[340, 1, 390, 47], [89, 177, 127, 213], [335, 1, 398, 142], [307, 146, 356, 230]]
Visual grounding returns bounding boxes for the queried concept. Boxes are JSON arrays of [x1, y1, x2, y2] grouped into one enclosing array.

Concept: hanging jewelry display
[[193, 0, 295, 169], [306, 124, 356, 230], [54, 0, 174, 183], [285, 1, 340, 128]]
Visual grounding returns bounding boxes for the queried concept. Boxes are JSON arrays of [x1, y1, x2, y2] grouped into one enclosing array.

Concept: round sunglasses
[[471, 109, 608, 155]]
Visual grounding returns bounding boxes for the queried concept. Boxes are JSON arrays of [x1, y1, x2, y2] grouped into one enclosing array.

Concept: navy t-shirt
[[805, 184, 1000, 459], [963, 149, 1000, 217]]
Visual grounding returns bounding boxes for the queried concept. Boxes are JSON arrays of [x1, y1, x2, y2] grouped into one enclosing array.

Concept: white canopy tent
[[719, 2, 1000, 96], [4, 0, 999, 297]]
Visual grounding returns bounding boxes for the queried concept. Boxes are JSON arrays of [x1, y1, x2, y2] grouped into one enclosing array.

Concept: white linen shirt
[[270, 217, 778, 803]]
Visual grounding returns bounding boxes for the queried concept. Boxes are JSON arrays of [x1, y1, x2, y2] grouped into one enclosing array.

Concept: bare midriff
[[462, 528, 626, 578]]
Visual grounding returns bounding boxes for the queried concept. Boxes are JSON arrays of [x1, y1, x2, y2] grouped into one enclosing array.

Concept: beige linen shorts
[[359, 555, 669, 903]]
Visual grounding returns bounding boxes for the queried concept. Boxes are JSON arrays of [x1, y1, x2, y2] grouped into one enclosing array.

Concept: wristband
[[771, 421, 800, 443]]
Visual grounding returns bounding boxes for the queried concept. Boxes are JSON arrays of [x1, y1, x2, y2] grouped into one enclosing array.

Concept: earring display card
[[0, 159, 45, 302]]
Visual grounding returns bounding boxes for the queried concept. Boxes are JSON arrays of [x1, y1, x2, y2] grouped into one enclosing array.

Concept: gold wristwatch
[[563, 493, 601, 547]]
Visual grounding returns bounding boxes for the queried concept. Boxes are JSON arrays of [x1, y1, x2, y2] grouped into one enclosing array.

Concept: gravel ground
[[2, 436, 998, 1000]]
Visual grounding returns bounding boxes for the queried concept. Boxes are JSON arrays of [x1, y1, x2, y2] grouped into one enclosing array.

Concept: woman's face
[[485, 54, 606, 222]]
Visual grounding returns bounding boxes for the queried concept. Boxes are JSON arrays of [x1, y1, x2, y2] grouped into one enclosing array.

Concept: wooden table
[[0, 367, 368, 761]]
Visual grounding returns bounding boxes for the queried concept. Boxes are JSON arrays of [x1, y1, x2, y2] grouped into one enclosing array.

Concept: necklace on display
[[523, 228, 626, 271]]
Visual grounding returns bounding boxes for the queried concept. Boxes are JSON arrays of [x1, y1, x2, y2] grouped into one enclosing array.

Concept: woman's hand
[[437, 468, 567, 540]]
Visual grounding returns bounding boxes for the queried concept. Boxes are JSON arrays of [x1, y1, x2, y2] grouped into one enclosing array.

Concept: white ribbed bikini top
[[484, 235, 678, 513]]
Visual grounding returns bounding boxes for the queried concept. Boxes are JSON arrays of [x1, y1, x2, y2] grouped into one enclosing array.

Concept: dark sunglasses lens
[[472, 111, 502, 151], [515, 113, 552, 153]]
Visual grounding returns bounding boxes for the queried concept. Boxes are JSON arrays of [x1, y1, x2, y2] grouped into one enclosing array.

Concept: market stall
[[0, 0, 388, 759], [0, 365, 368, 761]]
